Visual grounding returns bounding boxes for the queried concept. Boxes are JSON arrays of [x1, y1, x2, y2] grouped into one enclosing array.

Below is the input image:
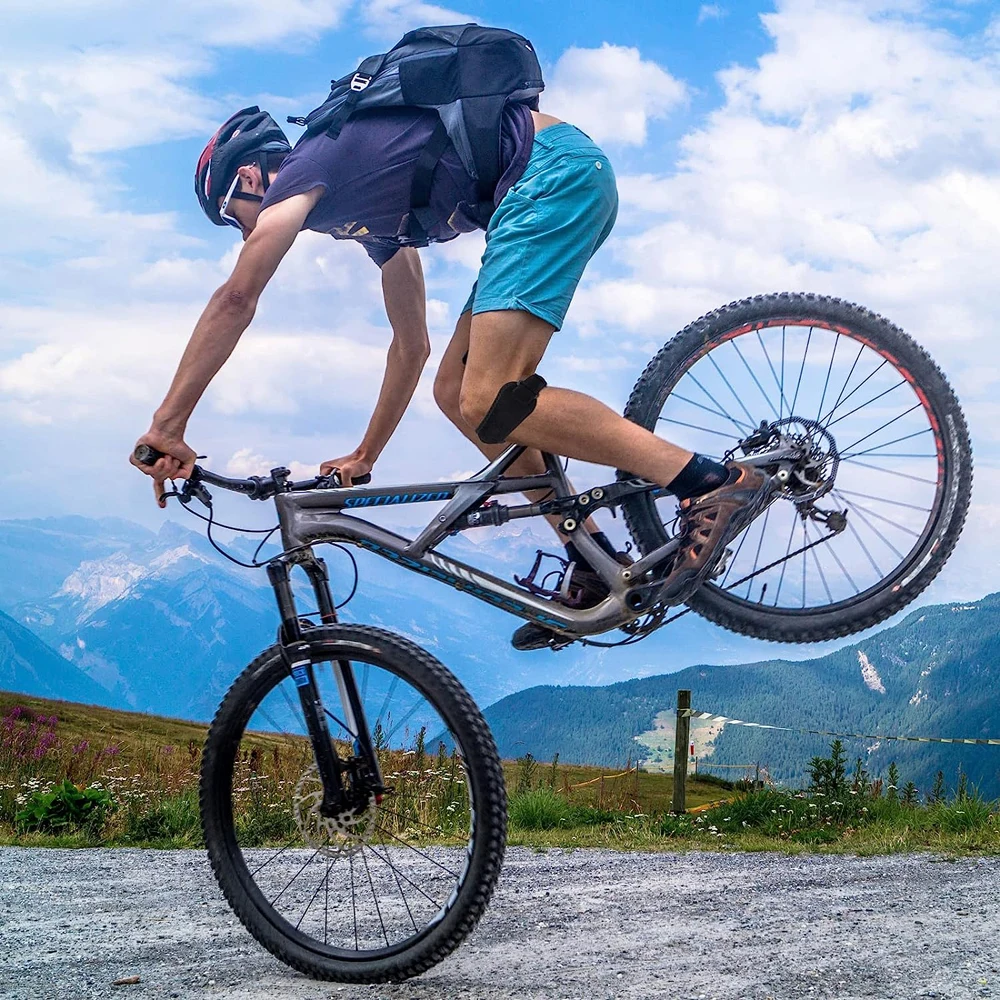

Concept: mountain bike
[[134, 292, 971, 983]]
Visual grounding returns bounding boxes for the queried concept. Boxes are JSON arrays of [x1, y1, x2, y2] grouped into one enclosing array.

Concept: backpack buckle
[[350, 73, 372, 92]]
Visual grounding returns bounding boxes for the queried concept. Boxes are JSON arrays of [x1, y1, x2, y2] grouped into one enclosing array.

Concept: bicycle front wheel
[[200, 624, 506, 983], [622, 293, 972, 642]]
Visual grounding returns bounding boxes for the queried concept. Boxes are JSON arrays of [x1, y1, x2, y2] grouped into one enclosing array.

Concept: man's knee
[[433, 369, 462, 422], [460, 373, 547, 445]]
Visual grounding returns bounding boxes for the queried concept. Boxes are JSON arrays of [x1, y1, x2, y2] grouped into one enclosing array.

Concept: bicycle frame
[[272, 445, 680, 639], [253, 440, 790, 815]]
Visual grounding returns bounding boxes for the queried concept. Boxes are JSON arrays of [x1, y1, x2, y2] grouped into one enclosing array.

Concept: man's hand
[[320, 451, 373, 487], [130, 430, 197, 508]]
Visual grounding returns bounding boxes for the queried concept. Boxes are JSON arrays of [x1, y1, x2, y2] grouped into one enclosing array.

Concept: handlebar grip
[[352, 473, 373, 485], [134, 444, 165, 467]]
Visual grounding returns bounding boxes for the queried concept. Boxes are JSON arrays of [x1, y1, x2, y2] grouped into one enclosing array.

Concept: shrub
[[509, 787, 571, 830], [16, 780, 113, 834]]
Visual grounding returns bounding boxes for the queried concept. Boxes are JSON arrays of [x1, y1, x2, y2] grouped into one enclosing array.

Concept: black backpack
[[287, 23, 544, 238]]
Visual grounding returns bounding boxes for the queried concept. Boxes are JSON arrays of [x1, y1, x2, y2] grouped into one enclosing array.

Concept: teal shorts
[[461, 123, 618, 331]]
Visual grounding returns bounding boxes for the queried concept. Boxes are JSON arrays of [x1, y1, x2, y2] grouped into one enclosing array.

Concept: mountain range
[[1, 514, 997, 797], [484, 593, 1000, 798], [0, 514, 848, 719]]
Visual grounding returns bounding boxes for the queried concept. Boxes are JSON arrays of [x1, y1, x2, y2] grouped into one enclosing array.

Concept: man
[[132, 99, 771, 650]]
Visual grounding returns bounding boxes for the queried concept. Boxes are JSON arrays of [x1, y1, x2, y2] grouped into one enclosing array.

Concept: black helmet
[[195, 106, 291, 226]]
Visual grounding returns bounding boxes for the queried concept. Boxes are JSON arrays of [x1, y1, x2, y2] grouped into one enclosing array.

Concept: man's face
[[219, 164, 264, 240]]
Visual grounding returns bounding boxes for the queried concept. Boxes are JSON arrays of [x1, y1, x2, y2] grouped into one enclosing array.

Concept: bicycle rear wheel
[[200, 624, 506, 983], [621, 292, 972, 642]]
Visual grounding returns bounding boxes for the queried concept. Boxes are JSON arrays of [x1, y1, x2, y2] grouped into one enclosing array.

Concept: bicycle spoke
[[296, 857, 334, 931], [657, 417, 740, 442], [376, 675, 400, 735], [364, 837, 446, 911], [360, 845, 390, 948], [716, 516, 752, 590], [278, 682, 306, 736], [839, 426, 933, 460], [377, 804, 454, 836], [800, 517, 807, 608], [823, 534, 861, 596], [707, 353, 757, 425], [780, 326, 786, 420], [845, 513, 885, 578], [840, 458, 937, 486], [732, 339, 780, 419], [756, 330, 792, 418], [816, 332, 840, 422], [835, 489, 931, 513], [349, 849, 358, 950], [804, 522, 834, 605], [837, 496, 906, 561], [375, 830, 420, 934], [790, 326, 812, 416], [832, 492, 920, 539], [821, 359, 889, 426], [822, 341, 865, 427], [269, 845, 324, 908], [837, 402, 924, 454], [249, 837, 304, 879], [771, 515, 799, 606], [678, 376, 751, 434], [375, 826, 463, 879], [385, 694, 431, 745], [825, 379, 907, 429], [740, 505, 771, 600]]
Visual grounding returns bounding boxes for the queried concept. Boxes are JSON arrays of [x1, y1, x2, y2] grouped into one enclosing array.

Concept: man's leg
[[434, 309, 603, 541], [459, 310, 695, 486]]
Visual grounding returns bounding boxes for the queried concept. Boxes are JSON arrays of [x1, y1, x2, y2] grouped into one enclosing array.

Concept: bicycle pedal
[[709, 546, 734, 581]]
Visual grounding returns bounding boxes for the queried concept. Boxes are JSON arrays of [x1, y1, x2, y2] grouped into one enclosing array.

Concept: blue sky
[[1, 0, 999, 605]]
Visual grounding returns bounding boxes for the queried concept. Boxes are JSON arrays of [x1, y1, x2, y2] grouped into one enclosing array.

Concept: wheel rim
[[645, 316, 950, 615], [216, 639, 478, 962]]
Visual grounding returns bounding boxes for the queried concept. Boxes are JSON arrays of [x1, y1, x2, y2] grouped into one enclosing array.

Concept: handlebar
[[133, 444, 370, 501]]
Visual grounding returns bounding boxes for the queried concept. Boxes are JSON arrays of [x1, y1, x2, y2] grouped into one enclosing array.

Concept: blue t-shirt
[[260, 104, 535, 267]]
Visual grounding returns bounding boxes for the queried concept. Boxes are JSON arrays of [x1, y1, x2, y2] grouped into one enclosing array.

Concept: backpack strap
[[406, 117, 453, 241], [324, 53, 387, 140]]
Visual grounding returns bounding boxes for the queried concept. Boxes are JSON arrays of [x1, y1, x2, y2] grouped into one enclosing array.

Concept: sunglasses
[[220, 173, 244, 230]]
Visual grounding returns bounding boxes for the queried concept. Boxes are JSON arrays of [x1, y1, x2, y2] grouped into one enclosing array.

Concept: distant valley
[[0, 514, 853, 719]]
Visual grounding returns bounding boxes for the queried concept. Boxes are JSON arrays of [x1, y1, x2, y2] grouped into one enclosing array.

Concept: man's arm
[[132, 191, 320, 504], [320, 247, 431, 484]]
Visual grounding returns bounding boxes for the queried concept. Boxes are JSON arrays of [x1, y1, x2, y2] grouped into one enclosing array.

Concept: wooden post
[[672, 690, 692, 814]]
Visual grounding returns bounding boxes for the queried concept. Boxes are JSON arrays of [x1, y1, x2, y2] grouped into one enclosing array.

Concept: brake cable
[[160, 482, 360, 609]]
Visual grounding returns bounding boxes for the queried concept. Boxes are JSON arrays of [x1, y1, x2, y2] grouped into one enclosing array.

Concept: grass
[[2, 690, 998, 856]]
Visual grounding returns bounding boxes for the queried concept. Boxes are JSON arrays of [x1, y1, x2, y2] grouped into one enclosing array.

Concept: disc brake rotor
[[293, 764, 377, 858], [737, 416, 840, 502]]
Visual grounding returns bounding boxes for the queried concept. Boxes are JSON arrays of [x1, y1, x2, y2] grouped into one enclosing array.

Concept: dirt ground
[[1, 846, 998, 1000]]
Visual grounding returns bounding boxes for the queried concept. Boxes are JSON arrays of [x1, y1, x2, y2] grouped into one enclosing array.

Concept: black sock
[[667, 454, 730, 501], [565, 530, 616, 573]]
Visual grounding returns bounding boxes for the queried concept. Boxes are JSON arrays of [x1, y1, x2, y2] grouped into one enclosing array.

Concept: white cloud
[[361, 1, 474, 41], [542, 44, 687, 145], [698, 4, 727, 23], [567, 0, 1000, 595]]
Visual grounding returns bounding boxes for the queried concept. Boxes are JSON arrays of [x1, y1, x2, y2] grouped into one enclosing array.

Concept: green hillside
[[485, 594, 1000, 798]]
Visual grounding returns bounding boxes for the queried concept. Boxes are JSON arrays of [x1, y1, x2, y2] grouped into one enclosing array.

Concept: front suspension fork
[[267, 556, 383, 816]]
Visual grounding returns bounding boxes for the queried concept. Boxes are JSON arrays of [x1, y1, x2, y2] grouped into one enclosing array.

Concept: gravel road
[[1, 847, 998, 1000]]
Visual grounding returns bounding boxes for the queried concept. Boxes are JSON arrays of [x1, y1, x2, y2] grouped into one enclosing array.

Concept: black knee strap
[[475, 374, 547, 445]]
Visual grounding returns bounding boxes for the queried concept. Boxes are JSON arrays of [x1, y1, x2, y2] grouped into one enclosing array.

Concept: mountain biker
[[131, 96, 773, 650]]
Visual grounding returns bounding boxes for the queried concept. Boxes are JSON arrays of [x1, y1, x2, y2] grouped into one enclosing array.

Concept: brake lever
[[180, 479, 213, 509]]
